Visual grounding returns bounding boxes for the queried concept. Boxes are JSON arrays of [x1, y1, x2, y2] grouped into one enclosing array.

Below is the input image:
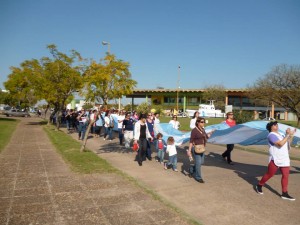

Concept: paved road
[[80, 124, 300, 225], [0, 118, 191, 225]]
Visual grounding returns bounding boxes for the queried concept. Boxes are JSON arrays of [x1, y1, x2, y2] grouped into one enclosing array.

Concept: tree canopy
[[248, 64, 300, 127], [83, 53, 137, 107]]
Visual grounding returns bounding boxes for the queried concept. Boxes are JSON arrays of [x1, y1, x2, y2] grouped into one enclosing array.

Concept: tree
[[248, 64, 300, 127], [202, 84, 226, 110], [37, 44, 84, 128], [83, 53, 137, 107], [4, 60, 40, 108]]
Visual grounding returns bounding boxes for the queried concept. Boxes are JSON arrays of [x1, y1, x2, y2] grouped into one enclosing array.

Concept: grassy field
[[44, 124, 117, 174], [0, 118, 19, 152]]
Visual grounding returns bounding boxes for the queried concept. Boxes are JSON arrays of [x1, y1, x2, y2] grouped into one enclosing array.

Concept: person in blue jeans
[[155, 133, 167, 163], [164, 136, 178, 172], [187, 117, 214, 183]]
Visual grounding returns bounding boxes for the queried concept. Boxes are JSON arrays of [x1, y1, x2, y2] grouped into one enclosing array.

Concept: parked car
[[4, 109, 31, 117]]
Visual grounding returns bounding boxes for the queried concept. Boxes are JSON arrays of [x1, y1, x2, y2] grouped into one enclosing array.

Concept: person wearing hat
[[256, 121, 296, 201], [221, 112, 236, 165]]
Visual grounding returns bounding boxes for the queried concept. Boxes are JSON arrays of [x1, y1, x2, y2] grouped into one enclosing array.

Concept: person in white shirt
[[164, 136, 178, 172], [133, 114, 153, 166], [117, 110, 125, 145], [104, 110, 113, 141], [169, 115, 180, 130], [190, 111, 199, 130], [256, 121, 296, 201]]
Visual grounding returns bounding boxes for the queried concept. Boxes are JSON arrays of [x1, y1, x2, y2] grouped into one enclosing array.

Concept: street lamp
[[102, 41, 110, 53], [177, 65, 180, 112]]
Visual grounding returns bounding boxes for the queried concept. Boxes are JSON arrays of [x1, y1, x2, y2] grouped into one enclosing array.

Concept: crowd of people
[[61, 108, 296, 201]]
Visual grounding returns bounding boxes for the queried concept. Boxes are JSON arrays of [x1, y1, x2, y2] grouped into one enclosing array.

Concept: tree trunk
[[56, 110, 61, 131], [80, 119, 94, 152]]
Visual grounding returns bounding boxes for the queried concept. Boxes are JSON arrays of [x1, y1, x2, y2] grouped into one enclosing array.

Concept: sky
[[1, 0, 300, 93]]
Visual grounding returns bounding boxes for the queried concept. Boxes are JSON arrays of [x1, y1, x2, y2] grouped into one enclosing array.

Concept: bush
[[136, 102, 151, 115], [233, 110, 254, 124]]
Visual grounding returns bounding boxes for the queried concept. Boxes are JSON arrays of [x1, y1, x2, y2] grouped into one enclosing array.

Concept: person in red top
[[221, 112, 236, 165]]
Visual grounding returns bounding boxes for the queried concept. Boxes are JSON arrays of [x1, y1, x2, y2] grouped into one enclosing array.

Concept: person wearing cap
[[256, 121, 296, 201], [221, 112, 236, 165]]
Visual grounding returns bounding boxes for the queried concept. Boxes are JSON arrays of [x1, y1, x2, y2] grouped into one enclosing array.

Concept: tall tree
[[39, 44, 84, 128], [84, 53, 137, 107], [248, 64, 300, 127], [4, 60, 40, 108]]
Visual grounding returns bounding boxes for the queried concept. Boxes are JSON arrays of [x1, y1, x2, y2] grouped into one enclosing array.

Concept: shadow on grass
[[0, 117, 18, 122]]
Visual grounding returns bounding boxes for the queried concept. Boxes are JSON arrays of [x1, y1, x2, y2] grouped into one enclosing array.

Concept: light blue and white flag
[[155, 121, 300, 146]]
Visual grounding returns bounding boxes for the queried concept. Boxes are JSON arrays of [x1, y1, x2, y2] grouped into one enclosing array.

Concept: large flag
[[155, 121, 300, 146]]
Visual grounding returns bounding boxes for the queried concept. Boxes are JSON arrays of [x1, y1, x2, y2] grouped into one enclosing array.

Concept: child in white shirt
[[164, 136, 178, 172]]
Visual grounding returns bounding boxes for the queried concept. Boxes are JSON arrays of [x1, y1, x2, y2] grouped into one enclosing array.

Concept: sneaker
[[164, 163, 167, 170], [173, 169, 178, 172], [256, 185, 263, 195], [103, 138, 106, 140], [197, 179, 205, 183], [281, 192, 296, 201]]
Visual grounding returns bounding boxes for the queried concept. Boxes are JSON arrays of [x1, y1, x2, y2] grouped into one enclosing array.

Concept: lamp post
[[177, 65, 180, 112], [102, 41, 121, 111], [102, 41, 110, 53]]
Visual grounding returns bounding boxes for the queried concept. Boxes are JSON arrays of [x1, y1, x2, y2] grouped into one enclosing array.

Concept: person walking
[[133, 114, 153, 166], [77, 109, 89, 140], [221, 112, 236, 165], [117, 110, 125, 145], [164, 136, 178, 172], [256, 121, 296, 201], [104, 110, 113, 141], [169, 115, 180, 129], [155, 133, 166, 163], [190, 111, 199, 130], [146, 112, 155, 160], [122, 112, 134, 149], [187, 117, 214, 183]]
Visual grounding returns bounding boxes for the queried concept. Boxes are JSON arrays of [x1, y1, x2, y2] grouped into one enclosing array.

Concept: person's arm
[[274, 128, 293, 147]]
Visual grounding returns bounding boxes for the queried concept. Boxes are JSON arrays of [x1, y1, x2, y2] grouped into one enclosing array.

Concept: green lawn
[[159, 116, 225, 131], [0, 118, 19, 152], [44, 124, 117, 174]]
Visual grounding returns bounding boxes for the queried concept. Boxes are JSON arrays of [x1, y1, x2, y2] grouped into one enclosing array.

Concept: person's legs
[[280, 166, 290, 193], [118, 128, 124, 145], [104, 127, 108, 139], [146, 140, 152, 160], [108, 127, 113, 140], [138, 139, 147, 166], [194, 153, 204, 181], [258, 160, 278, 186], [172, 155, 178, 171]]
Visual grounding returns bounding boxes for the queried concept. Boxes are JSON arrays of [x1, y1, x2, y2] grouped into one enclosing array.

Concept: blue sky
[[1, 0, 300, 91]]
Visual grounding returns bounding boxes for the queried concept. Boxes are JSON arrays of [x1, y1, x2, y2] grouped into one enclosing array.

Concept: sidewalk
[[77, 127, 300, 225], [0, 118, 191, 225]]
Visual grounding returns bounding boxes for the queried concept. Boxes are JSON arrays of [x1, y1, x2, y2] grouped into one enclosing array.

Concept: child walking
[[155, 133, 166, 164], [164, 136, 178, 172]]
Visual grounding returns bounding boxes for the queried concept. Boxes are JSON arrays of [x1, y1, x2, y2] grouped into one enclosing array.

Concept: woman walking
[[133, 114, 153, 166], [187, 117, 214, 183], [221, 112, 236, 165], [256, 121, 296, 201]]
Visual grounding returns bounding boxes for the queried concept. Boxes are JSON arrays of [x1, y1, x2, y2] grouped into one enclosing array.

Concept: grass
[[160, 116, 224, 131], [43, 124, 117, 174], [0, 118, 19, 152]]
